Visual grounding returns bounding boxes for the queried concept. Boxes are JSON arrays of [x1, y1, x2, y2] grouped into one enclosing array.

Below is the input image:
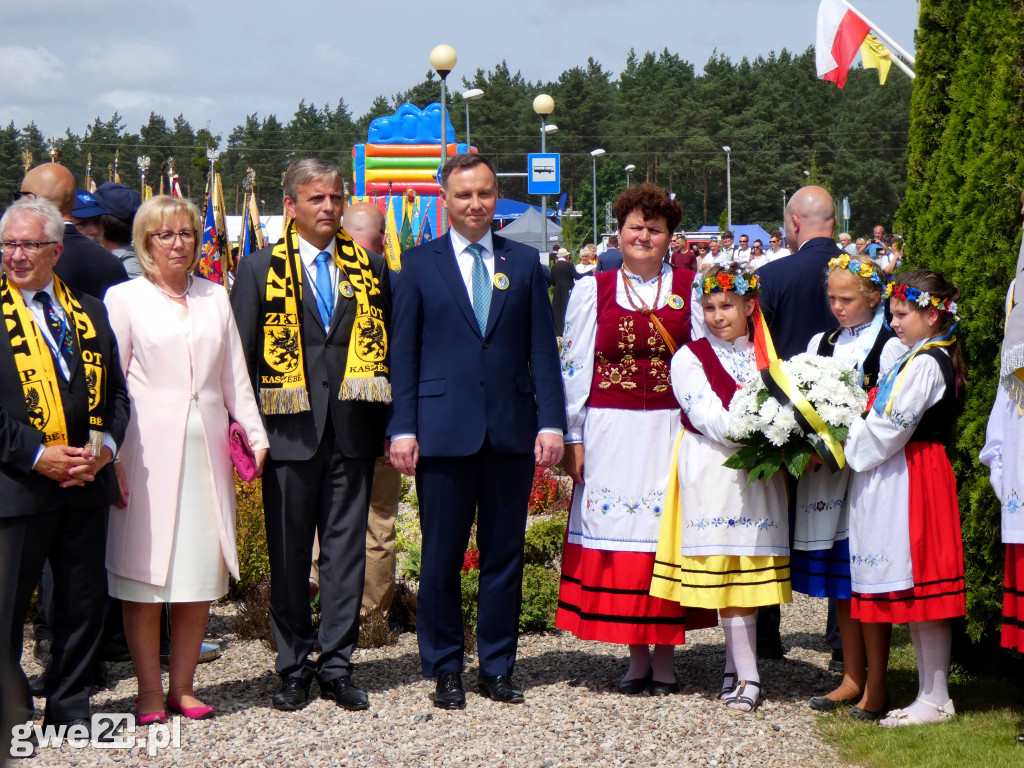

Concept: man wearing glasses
[[18, 164, 127, 300], [765, 231, 791, 262], [0, 197, 129, 743]]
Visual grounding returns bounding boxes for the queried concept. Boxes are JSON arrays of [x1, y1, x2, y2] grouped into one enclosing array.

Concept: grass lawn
[[818, 626, 1024, 768]]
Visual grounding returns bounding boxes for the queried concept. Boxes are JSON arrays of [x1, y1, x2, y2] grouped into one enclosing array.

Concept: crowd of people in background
[[3, 151, 1023, 758]]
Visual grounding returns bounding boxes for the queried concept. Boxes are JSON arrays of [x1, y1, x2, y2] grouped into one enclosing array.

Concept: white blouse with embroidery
[[669, 333, 789, 557], [844, 338, 952, 593]]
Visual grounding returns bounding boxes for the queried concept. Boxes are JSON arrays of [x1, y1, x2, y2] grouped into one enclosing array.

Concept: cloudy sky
[[1, 0, 919, 142]]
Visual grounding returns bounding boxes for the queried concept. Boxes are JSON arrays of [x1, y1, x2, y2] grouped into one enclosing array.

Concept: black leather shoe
[[1016, 732, 1024, 744], [618, 669, 652, 695], [648, 679, 679, 696], [319, 676, 369, 711], [477, 675, 525, 703], [433, 671, 466, 710], [28, 675, 45, 697], [848, 703, 887, 721], [272, 676, 311, 711], [828, 649, 845, 673], [810, 694, 859, 712]]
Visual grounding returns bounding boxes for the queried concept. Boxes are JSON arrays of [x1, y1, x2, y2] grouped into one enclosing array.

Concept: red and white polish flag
[[816, 0, 871, 88]]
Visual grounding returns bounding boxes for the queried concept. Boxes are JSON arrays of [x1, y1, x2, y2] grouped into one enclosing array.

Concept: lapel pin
[[667, 294, 685, 310], [493, 273, 509, 290], [339, 281, 355, 298]]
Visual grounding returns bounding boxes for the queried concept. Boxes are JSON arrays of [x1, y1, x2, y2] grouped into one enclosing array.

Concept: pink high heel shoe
[[135, 700, 167, 726], [166, 694, 214, 720]]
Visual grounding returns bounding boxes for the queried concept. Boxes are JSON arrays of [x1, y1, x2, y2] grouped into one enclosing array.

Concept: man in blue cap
[[92, 183, 142, 278]]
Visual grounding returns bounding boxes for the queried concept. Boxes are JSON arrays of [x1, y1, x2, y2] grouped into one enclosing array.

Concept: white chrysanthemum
[[772, 405, 798, 436], [765, 423, 791, 447]]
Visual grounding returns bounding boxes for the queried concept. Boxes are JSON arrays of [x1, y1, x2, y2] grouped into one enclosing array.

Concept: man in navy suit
[[389, 154, 566, 709]]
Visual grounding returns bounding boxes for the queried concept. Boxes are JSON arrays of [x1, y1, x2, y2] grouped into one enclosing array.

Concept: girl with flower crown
[[843, 269, 966, 727], [652, 263, 790, 713], [799, 255, 896, 717]]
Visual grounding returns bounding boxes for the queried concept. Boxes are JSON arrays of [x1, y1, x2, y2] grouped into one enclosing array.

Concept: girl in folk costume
[[980, 219, 1024, 745], [653, 264, 790, 713], [797, 256, 896, 715], [845, 270, 966, 726], [558, 185, 716, 695]]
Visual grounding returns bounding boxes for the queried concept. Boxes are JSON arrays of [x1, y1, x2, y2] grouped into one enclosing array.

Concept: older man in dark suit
[[231, 159, 390, 713], [389, 154, 566, 710], [0, 198, 129, 738]]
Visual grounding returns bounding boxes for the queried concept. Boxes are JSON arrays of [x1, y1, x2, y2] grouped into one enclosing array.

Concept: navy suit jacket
[[389, 232, 566, 457], [596, 248, 623, 273], [758, 236, 840, 360]]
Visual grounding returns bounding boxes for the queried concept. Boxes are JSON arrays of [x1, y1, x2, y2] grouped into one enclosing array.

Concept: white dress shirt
[[448, 228, 495, 312], [296, 235, 338, 309]]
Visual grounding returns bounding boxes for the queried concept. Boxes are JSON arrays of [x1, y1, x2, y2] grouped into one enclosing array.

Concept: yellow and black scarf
[[0, 274, 108, 453], [257, 221, 390, 414]]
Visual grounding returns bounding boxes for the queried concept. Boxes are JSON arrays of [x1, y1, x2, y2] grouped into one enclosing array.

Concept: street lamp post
[[462, 88, 484, 150], [781, 189, 787, 223], [430, 44, 457, 234], [624, 163, 635, 188], [722, 145, 732, 232], [533, 94, 555, 257], [591, 148, 606, 246]]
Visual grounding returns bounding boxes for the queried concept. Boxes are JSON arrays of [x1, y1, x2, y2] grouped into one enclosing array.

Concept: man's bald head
[[342, 202, 386, 255], [21, 164, 77, 218], [784, 185, 835, 249]]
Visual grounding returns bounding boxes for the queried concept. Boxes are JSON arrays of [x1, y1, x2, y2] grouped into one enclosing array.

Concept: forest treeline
[[0, 46, 910, 238]]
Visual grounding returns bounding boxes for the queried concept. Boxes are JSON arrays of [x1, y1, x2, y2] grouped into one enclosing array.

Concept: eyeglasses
[[769, 239, 780, 243], [150, 230, 197, 245], [1, 241, 57, 256]]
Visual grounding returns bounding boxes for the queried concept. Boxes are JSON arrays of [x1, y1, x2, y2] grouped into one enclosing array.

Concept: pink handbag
[[229, 420, 257, 482]]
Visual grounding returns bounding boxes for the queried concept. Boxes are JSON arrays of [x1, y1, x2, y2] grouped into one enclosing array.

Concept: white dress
[[560, 264, 703, 552], [845, 338, 951, 595], [670, 334, 789, 556], [793, 315, 896, 551], [108, 302, 227, 603], [981, 387, 1024, 545]]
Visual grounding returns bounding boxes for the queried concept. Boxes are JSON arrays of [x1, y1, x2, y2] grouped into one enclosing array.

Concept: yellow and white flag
[[383, 196, 402, 271], [860, 33, 892, 85]]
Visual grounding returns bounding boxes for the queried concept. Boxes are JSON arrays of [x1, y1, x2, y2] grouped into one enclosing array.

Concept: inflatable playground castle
[[351, 102, 475, 238]]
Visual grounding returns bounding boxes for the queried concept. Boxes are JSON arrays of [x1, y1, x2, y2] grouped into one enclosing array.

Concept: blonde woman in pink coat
[[104, 196, 269, 723]]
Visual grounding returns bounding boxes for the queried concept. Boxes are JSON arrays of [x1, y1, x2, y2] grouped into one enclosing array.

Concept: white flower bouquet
[[723, 353, 868, 484]]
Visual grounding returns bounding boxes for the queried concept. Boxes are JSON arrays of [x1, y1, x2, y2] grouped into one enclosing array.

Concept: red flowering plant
[[462, 548, 480, 572], [527, 466, 570, 515]]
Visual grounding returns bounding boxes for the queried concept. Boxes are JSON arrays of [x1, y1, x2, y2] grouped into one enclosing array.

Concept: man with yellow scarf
[[0, 197, 129, 742], [231, 159, 390, 713]]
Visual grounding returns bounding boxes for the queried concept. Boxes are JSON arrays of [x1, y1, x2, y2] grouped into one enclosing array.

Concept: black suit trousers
[[415, 443, 535, 678], [0, 505, 107, 722], [262, 421, 374, 683]]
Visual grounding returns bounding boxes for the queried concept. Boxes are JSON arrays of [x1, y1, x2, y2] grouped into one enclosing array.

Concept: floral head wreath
[[828, 254, 887, 291], [693, 267, 760, 298], [883, 282, 959, 317]]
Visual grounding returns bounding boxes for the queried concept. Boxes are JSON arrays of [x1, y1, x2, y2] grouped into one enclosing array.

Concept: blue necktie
[[467, 242, 491, 335], [34, 292, 74, 368], [314, 251, 334, 328]]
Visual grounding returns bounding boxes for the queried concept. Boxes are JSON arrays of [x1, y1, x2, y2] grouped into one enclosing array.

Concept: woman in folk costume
[[845, 270, 966, 726], [653, 263, 790, 713], [797, 256, 896, 715], [557, 184, 716, 695], [980, 211, 1024, 745]]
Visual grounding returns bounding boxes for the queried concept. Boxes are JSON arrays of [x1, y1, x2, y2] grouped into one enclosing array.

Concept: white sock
[[890, 620, 952, 724], [721, 613, 758, 687]]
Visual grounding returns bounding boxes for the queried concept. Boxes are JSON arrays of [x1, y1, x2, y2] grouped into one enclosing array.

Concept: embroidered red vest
[[678, 337, 740, 436], [588, 267, 694, 411]]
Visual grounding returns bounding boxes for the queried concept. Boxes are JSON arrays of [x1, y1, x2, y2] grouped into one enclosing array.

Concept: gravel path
[[17, 594, 853, 767]]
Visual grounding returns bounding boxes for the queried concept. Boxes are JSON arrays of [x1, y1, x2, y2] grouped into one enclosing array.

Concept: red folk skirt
[[1002, 543, 1024, 653], [851, 441, 966, 624], [556, 541, 718, 645]]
